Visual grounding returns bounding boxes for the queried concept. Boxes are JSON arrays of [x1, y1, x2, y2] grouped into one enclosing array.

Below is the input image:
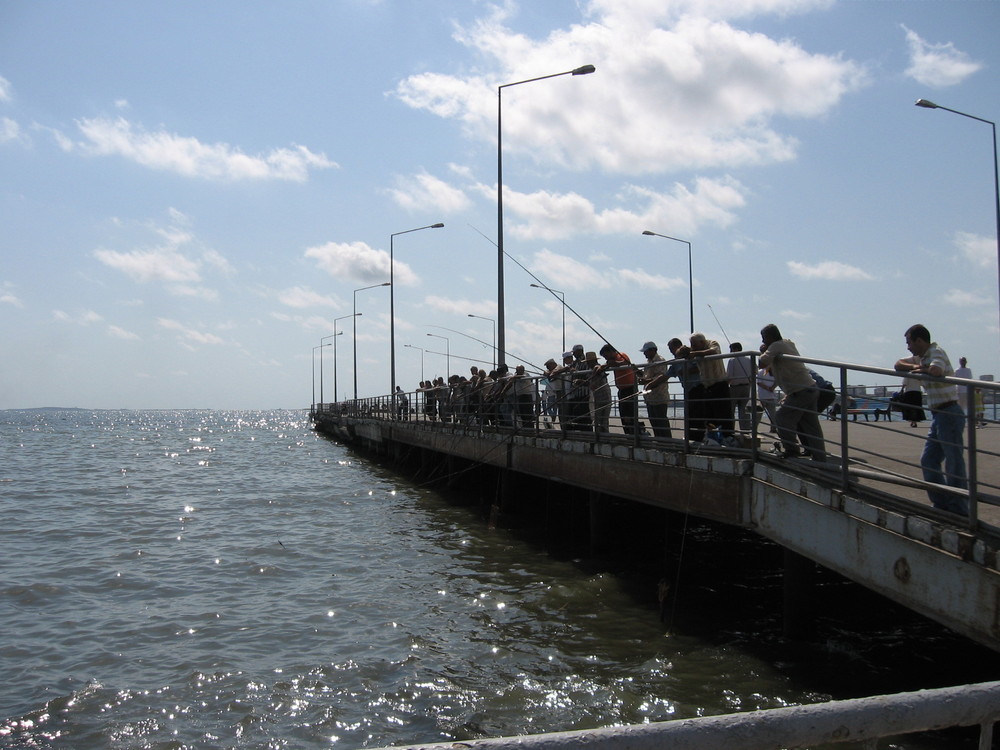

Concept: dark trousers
[[646, 401, 671, 438], [617, 385, 638, 431], [688, 386, 709, 442], [516, 395, 535, 428], [567, 395, 591, 430]]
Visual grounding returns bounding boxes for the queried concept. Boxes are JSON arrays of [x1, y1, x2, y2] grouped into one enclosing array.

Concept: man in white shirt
[[894, 324, 967, 515]]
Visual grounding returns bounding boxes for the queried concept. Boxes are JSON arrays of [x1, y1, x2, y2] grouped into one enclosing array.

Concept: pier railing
[[368, 679, 1000, 750], [313, 352, 999, 530]]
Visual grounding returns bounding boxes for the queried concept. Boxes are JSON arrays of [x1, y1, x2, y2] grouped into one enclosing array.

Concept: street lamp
[[529, 283, 566, 353], [329, 331, 344, 403], [497, 64, 595, 369], [643, 230, 694, 334], [916, 98, 1000, 339], [390, 223, 444, 395], [319, 333, 338, 407], [426, 332, 450, 381], [467, 314, 496, 370], [404, 343, 425, 383], [334, 313, 361, 404], [354, 282, 390, 400], [312, 342, 330, 410]]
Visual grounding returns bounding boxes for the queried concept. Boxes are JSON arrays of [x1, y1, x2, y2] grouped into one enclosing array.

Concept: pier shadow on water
[[354, 440, 1000, 750]]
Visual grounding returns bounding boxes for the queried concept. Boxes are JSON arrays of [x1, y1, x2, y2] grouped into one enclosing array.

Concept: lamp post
[[329, 331, 344, 403], [390, 223, 444, 395], [333, 313, 361, 404], [916, 98, 1000, 339], [319, 333, 338, 407], [643, 230, 694, 334], [467, 314, 496, 370], [354, 282, 390, 400], [497, 64, 595, 369], [529, 283, 566, 353], [312, 342, 330, 411], [426, 332, 450, 381], [404, 344, 425, 383]]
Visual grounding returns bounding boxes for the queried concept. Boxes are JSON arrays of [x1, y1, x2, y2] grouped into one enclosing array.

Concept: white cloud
[[388, 171, 473, 213], [53, 309, 104, 325], [95, 246, 203, 283], [1, 282, 22, 307], [955, 231, 996, 269], [168, 285, 219, 301], [75, 116, 337, 182], [943, 288, 992, 307], [617, 267, 686, 292], [94, 214, 231, 288], [270, 311, 336, 331], [780, 309, 814, 320], [491, 176, 747, 241], [278, 286, 340, 309], [396, 2, 865, 175], [107, 325, 140, 340], [786, 260, 874, 281], [1, 117, 21, 144], [157, 317, 225, 346], [0, 76, 11, 102], [530, 248, 613, 290], [586, 0, 834, 25], [424, 295, 495, 317], [903, 25, 982, 88], [305, 240, 416, 285]]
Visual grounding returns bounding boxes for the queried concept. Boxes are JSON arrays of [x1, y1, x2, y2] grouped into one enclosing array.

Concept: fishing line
[[468, 225, 614, 352], [706, 304, 731, 347]]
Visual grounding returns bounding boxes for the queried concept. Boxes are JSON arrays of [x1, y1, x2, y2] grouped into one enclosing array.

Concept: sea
[[2, 408, 1000, 750]]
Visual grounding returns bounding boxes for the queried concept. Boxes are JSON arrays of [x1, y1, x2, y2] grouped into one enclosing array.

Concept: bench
[[847, 399, 891, 422], [829, 399, 892, 422]]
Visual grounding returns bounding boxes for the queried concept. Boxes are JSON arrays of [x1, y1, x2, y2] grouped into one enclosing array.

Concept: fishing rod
[[706, 303, 731, 347], [421, 349, 495, 370], [468, 225, 615, 351], [424, 324, 542, 372]]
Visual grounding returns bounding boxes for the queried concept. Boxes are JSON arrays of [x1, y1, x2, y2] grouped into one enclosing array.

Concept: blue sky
[[1, 0, 998, 409]]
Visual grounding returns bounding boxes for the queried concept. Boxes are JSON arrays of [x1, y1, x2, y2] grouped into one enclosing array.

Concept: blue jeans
[[921, 403, 968, 515]]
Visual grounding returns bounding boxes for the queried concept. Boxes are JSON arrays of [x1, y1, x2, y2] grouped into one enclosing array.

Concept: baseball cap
[[641, 341, 658, 352]]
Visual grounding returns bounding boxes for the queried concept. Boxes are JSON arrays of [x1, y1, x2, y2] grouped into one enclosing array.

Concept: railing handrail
[[365, 680, 1000, 750]]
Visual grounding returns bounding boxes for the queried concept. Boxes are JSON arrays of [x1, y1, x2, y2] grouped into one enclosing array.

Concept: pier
[[314, 353, 1000, 656]]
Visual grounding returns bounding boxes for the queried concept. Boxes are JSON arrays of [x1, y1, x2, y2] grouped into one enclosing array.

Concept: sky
[[1, 0, 999, 410]]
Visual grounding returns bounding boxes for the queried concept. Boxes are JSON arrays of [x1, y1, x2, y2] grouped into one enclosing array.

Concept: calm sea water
[[2, 409, 999, 750]]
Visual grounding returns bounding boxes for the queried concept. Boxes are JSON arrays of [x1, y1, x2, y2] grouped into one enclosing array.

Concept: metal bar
[[840, 367, 850, 492], [368, 681, 1000, 750]]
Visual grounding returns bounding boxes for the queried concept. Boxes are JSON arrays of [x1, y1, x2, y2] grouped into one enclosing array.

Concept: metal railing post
[[750, 353, 759, 463], [967, 383, 979, 529], [840, 367, 850, 492]]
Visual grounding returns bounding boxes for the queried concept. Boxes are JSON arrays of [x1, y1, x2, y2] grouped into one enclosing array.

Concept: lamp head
[[915, 99, 939, 109], [572, 64, 596, 76], [642, 230, 656, 236], [431, 223, 444, 228]]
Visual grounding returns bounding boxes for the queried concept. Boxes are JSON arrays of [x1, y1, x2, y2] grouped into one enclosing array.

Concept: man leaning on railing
[[895, 323, 968, 515]]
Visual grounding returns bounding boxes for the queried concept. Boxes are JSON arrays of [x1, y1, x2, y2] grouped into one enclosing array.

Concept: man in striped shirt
[[894, 324, 968, 515]]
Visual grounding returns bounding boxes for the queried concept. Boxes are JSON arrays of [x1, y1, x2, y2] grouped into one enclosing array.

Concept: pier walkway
[[314, 354, 1000, 656]]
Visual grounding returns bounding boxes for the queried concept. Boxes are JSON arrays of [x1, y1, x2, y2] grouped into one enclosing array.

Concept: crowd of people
[[401, 326, 836, 455], [391, 322, 985, 518]]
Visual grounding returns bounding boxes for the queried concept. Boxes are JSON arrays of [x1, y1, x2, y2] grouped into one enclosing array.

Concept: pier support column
[[589, 491, 610, 555], [783, 547, 816, 639]]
